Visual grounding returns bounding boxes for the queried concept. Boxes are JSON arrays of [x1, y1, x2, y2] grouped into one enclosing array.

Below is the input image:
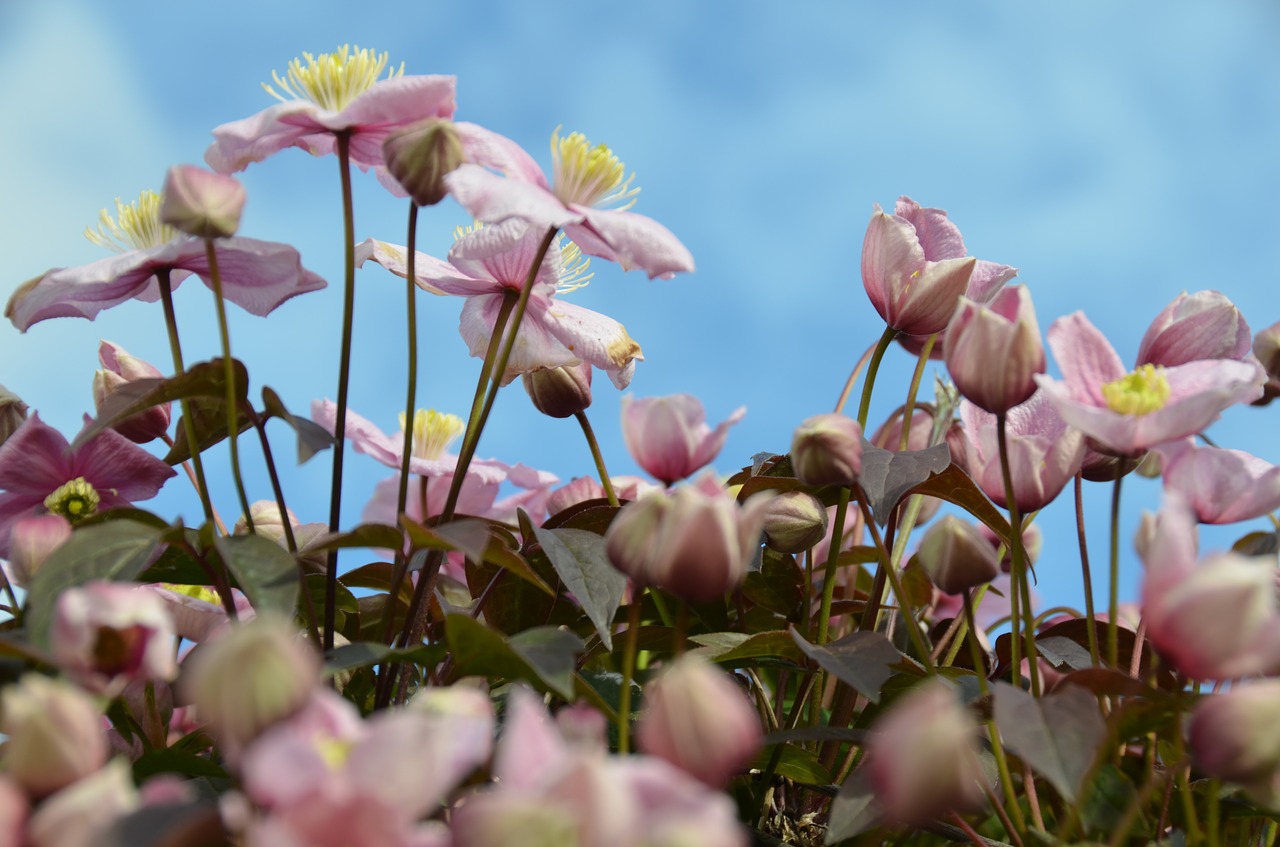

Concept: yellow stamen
[[262, 45, 404, 113], [398, 409, 464, 460], [84, 191, 176, 253], [1102, 364, 1171, 416], [44, 477, 100, 522], [556, 237, 593, 294], [550, 127, 640, 209], [315, 736, 354, 770], [160, 583, 222, 605], [452, 220, 483, 242]]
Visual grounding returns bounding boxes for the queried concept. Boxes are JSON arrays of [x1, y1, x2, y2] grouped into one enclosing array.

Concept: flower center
[[263, 45, 404, 112], [550, 128, 640, 209], [161, 583, 222, 605], [399, 409, 464, 460], [315, 735, 355, 770], [556, 237, 593, 294], [1102, 364, 1171, 416], [93, 623, 151, 676], [84, 191, 176, 253], [44, 477, 100, 522]]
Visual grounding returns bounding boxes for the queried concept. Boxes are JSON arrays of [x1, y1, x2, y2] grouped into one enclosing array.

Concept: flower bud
[[760, 490, 828, 554], [51, 580, 178, 696], [1188, 679, 1280, 808], [234, 499, 300, 543], [0, 383, 28, 448], [944, 285, 1044, 414], [790, 413, 863, 488], [92, 340, 170, 443], [1252, 320, 1280, 406], [382, 118, 467, 207], [621, 394, 744, 485], [637, 655, 762, 786], [0, 675, 108, 797], [27, 759, 139, 847], [160, 164, 246, 238], [1138, 290, 1251, 368], [6, 513, 71, 587], [522, 363, 593, 418], [917, 515, 1001, 595]]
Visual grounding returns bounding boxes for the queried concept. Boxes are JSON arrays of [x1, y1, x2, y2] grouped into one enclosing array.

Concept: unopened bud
[[93, 340, 170, 443], [522, 363, 593, 418], [7, 513, 71, 587], [0, 675, 108, 797], [790, 413, 863, 488], [383, 118, 466, 207], [160, 164, 245, 239], [0, 383, 28, 447], [760, 490, 828, 554], [917, 515, 1000, 595]]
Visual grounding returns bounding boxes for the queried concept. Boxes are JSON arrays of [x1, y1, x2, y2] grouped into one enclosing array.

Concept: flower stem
[[156, 270, 216, 526], [856, 491, 934, 671], [815, 488, 850, 645], [575, 410, 618, 506], [897, 334, 936, 450], [833, 338, 879, 415], [618, 588, 643, 753], [1107, 461, 1127, 668], [203, 239, 254, 533], [996, 412, 1040, 696], [324, 131, 357, 653], [395, 202, 420, 522], [1074, 473, 1101, 666], [856, 326, 899, 430]]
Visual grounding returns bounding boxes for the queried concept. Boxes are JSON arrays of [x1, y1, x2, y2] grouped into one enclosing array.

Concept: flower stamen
[[550, 128, 640, 210], [556, 238, 594, 294], [262, 45, 404, 113], [84, 191, 176, 253], [399, 409, 464, 461], [1102, 364, 1171, 416], [44, 477, 101, 522]]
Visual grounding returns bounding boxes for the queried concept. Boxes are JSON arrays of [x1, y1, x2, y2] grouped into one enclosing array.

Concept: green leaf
[[212, 533, 299, 617], [791, 629, 901, 703], [133, 748, 229, 782], [857, 440, 951, 526], [306, 523, 404, 553], [743, 549, 805, 619], [750, 743, 832, 785], [261, 386, 333, 464], [689, 630, 806, 665], [445, 614, 584, 700], [164, 397, 255, 464], [531, 525, 625, 651], [27, 519, 164, 646], [1080, 763, 1137, 835], [992, 681, 1107, 802], [826, 766, 883, 843]]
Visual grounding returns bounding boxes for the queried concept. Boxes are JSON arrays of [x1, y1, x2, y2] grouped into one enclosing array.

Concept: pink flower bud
[[621, 394, 745, 485], [382, 117, 467, 207], [234, 499, 300, 543], [93, 340, 170, 443], [636, 655, 762, 786], [1137, 290, 1251, 368], [6, 513, 71, 587], [790, 413, 863, 488], [945, 285, 1044, 414], [760, 490, 829, 554], [0, 383, 27, 448], [917, 515, 1001, 595], [0, 777, 27, 846], [0, 675, 108, 797], [1188, 679, 1280, 808], [27, 759, 139, 847], [159, 164, 246, 238], [1253, 320, 1280, 405], [523, 363, 593, 419], [51, 580, 177, 696]]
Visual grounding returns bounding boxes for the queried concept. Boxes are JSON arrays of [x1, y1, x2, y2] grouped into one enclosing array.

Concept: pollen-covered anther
[[44, 477, 100, 522], [556, 238, 594, 294], [550, 128, 641, 210], [400, 409, 465, 461], [1102, 364, 1171, 416], [262, 45, 404, 113], [84, 191, 176, 254]]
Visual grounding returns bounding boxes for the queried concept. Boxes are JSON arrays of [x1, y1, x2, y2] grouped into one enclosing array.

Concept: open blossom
[[1157, 439, 1280, 524], [1035, 311, 1265, 457], [621, 394, 744, 485], [446, 127, 695, 279], [51, 580, 178, 695], [6, 190, 326, 332], [357, 223, 643, 387], [0, 413, 175, 557]]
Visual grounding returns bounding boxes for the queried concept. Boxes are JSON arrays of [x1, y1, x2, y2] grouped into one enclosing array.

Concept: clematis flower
[[445, 127, 695, 279], [0, 413, 176, 557], [6, 189, 326, 332], [1035, 311, 1265, 457], [945, 285, 1044, 414], [1136, 290, 1251, 368], [1157, 439, 1280, 524], [51, 580, 178, 696], [621, 394, 744, 485], [545, 474, 659, 515], [1188, 679, 1280, 809], [357, 223, 643, 388], [92, 340, 170, 443]]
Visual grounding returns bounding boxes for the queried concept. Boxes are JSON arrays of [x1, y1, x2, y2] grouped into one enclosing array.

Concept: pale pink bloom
[[26, 759, 139, 847], [621, 394, 744, 485], [0, 675, 108, 798], [1035, 312, 1265, 457], [0, 413, 176, 557], [5, 513, 71, 587], [945, 285, 1044, 414], [147, 583, 255, 642], [1158, 439, 1280, 524], [1188, 679, 1280, 809], [52, 580, 178, 695], [160, 164, 246, 239], [357, 226, 643, 388], [93, 340, 171, 443], [957, 393, 1084, 513], [1137, 290, 1252, 367], [546, 475, 659, 515], [445, 128, 695, 279], [0, 777, 27, 847], [790, 412, 863, 488]]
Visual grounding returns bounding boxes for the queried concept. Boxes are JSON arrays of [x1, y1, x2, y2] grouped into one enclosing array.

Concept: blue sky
[[3, 0, 1280, 615]]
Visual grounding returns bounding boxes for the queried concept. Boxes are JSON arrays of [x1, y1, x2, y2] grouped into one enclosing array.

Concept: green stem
[[618, 589, 643, 753], [156, 270, 215, 525], [575, 410, 618, 506], [395, 202, 421, 522], [968, 591, 1027, 836], [815, 488, 850, 645], [1107, 462, 1127, 668], [1073, 473, 1102, 666], [996, 412, 1039, 695], [897, 334, 936, 450], [856, 492, 934, 671], [856, 326, 899, 429], [203, 239, 253, 532], [324, 131, 357, 653], [832, 338, 879, 415]]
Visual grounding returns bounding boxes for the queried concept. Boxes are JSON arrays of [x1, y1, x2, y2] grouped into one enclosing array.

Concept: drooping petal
[[539, 300, 642, 388], [7, 249, 184, 331], [70, 419, 176, 501], [205, 101, 328, 174], [446, 164, 583, 231], [1159, 441, 1280, 524], [0, 414, 75, 496], [965, 259, 1019, 303], [567, 209, 696, 280], [458, 294, 579, 384], [454, 121, 546, 184], [193, 238, 327, 316]]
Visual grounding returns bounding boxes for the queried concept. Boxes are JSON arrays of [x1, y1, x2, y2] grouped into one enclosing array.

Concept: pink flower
[[944, 285, 1044, 414], [1157, 439, 1280, 524], [52, 580, 178, 696], [1035, 311, 1265, 457], [0, 675, 108, 798], [92, 340, 171, 444], [0, 413, 176, 557], [357, 225, 642, 388], [621, 394, 744, 485], [26, 760, 139, 847], [1188, 679, 1280, 809], [1136, 290, 1252, 367], [546, 475, 659, 515], [445, 128, 695, 279], [6, 190, 326, 332]]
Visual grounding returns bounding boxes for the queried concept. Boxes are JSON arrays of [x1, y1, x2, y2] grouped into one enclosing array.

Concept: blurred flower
[[446, 127, 696, 279], [1137, 290, 1251, 368], [5, 513, 71, 587], [0, 675, 108, 797], [1188, 679, 1280, 808], [0, 384, 28, 448], [636, 655, 762, 786], [160, 164, 246, 239], [622, 394, 744, 485], [1035, 311, 1264, 457], [790, 412, 863, 489], [605, 473, 771, 603], [523, 362, 593, 418], [147, 583, 254, 643], [382, 117, 467, 206], [0, 413, 176, 557], [52, 580, 178, 696], [1253, 319, 1280, 405], [1158, 439, 1280, 524], [917, 515, 1001, 595], [6, 189, 326, 332], [92, 340, 170, 443], [0, 777, 26, 846], [760, 490, 829, 554], [945, 285, 1044, 414], [26, 759, 139, 847], [545, 475, 658, 515]]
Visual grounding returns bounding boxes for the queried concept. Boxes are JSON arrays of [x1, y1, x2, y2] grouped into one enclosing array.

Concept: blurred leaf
[[1056, 667, 1153, 698], [261, 385, 333, 464], [532, 525, 625, 652], [898, 557, 934, 611], [27, 519, 163, 645], [1036, 635, 1095, 672], [826, 766, 883, 843], [543, 498, 621, 534], [1080, 763, 1137, 835], [743, 549, 805, 619], [482, 545, 556, 597], [306, 523, 404, 553], [164, 397, 255, 464], [357, 594, 408, 643], [765, 726, 868, 746], [993, 682, 1106, 802], [908, 463, 1013, 544], [750, 743, 832, 785], [791, 629, 901, 704], [690, 630, 806, 665], [322, 640, 447, 676], [133, 749, 228, 782], [446, 614, 583, 699], [212, 533, 298, 617], [341, 562, 411, 601], [858, 440, 951, 526], [1232, 530, 1279, 558], [304, 573, 359, 640], [101, 800, 228, 847]]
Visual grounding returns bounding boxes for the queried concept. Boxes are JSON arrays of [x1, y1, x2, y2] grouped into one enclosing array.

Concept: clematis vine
[[6, 189, 326, 332]]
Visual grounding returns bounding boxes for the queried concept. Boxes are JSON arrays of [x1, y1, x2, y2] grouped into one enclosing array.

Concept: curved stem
[[996, 412, 1039, 695], [395, 202, 420, 522], [897, 333, 937, 450], [203, 239, 253, 532], [1107, 461, 1127, 668], [1074, 473, 1101, 666], [833, 338, 879, 415], [575, 411, 618, 506], [815, 488, 850, 645], [855, 491, 934, 671], [856, 326, 899, 430]]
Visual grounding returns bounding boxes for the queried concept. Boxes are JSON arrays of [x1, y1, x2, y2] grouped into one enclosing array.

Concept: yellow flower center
[[1102, 364, 1171, 416], [160, 583, 222, 605], [44, 477, 100, 522], [262, 45, 404, 112], [315, 735, 354, 770], [550, 128, 640, 209], [84, 191, 176, 253], [399, 409, 464, 460]]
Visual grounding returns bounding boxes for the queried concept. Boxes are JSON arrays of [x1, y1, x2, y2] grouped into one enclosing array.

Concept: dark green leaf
[[543, 499, 621, 534], [1080, 763, 1137, 835], [133, 748, 229, 782], [212, 533, 298, 617], [857, 440, 951, 526], [992, 682, 1106, 802], [826, 766, 883, 843], [1232, 530, 1279, 558], [750, 743, 833, 785], [261, 386, 333, 464], [101, 800, 228, 847], [446, 614, 583, 699], [532, 525, 625, 651], [743, 549, 805, 619], [306, 523, 404, 553], [164, 397, 255, 464], [791, 629, 901, 703], [689, 630, 806, 665]]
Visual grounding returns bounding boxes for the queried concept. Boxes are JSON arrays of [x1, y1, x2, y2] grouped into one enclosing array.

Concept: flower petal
[[0, 414, 75, 495], [1045, 312, 1127, 406], [70, 419, 176, 501], [446, 164, 583, 231], [567, 209, 696, 280]]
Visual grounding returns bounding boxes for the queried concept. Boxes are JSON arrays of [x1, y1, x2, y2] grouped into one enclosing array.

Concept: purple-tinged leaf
[[858, 440, 951, 525], [748, 743, 832, 785], [101, 800, 228, 847], [261, 385, 333, 464], [992, 682, 1106, 802], [531, 525, 626, 651], [907, 463, 1013, 544], [790, 629, 901, 703], [689, 630, 806, 665], [826, 766, 883, 842], [445, 614, 583, 700]]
